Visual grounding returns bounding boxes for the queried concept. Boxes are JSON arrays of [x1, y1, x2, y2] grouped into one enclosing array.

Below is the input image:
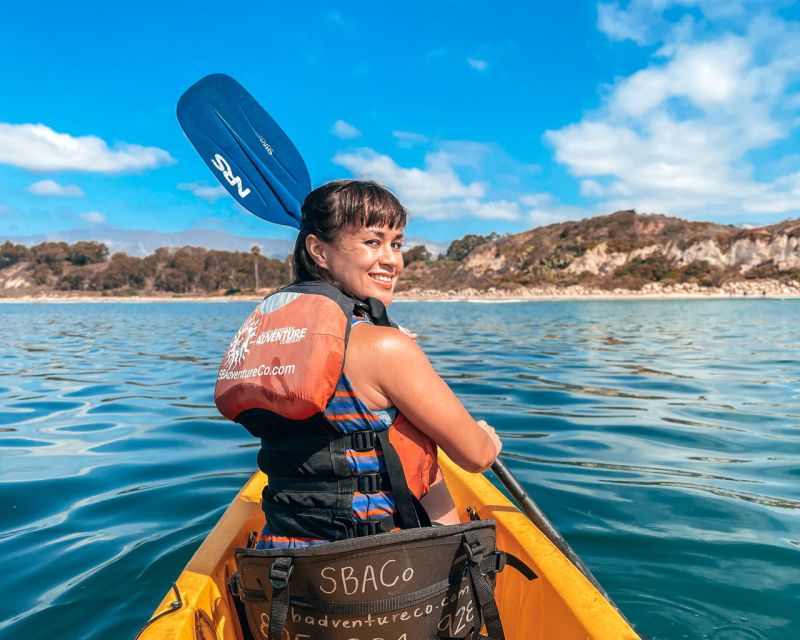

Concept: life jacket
[[214, 280, 437, 542]]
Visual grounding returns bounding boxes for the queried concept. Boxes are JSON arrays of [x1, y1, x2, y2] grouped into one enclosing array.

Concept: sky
[[1, 0, 800, 245]]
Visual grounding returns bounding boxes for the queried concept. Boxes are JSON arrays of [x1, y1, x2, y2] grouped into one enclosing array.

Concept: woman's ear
[[305, 234, 329, 270]]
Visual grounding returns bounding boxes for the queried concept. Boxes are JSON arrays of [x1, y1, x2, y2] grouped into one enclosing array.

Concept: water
[[0, 299, 798, 640]]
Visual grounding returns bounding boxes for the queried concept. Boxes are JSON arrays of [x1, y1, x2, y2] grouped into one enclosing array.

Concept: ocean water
[[0, 299, 798, 640]]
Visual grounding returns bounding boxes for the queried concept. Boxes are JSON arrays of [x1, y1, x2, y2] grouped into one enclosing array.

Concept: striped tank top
[[255, 314, 399, 550]]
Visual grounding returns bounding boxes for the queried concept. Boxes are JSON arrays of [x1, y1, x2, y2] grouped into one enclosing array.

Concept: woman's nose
[[379, 243, 399, 267]]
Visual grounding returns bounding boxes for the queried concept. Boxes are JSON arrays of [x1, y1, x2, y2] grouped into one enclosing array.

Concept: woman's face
[[308, 224, 405, 306]]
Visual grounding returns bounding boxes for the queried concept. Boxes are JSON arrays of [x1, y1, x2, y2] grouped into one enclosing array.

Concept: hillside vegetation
[[398, 211, 800, 292], [0, 241, 290, 296], [2, 211, 800, 297]]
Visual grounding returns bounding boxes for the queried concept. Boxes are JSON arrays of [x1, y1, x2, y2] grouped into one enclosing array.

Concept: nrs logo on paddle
[[210, 153, 251, 198]]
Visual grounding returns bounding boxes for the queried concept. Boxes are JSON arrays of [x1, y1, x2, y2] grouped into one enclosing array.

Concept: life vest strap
[[375, 428, 431, 529]]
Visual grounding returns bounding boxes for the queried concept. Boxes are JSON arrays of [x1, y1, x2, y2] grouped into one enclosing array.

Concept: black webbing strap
[[374, 428, 431, 530], [227, 574, 256, 640], [262, 557, 294, 640], [479, 550, 538, 581], [359, 296, 393, 327], [504, 552, 538, 580], [462, 531, 505, 640]]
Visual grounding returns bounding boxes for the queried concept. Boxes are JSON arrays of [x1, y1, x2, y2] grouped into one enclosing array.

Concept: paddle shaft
[[490, 458, 615, 603]]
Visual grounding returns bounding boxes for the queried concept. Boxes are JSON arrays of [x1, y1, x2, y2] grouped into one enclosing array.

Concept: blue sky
[[1, 1, 800, 244]]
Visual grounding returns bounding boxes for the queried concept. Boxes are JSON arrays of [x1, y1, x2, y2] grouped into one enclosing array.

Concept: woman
[[300, 179, 502, 520], [217, 179, 502, 549]]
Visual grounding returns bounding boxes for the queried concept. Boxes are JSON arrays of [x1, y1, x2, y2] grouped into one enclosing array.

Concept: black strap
[[504, 552, 538, 580], [262, 557, 293, 640], [375, 428, 430, 530], [463, 531, 505, 640], [227, 574, 256, 640], [363, 296, 392, 327]]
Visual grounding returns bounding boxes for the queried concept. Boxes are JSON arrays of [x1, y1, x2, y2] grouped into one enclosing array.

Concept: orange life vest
[[214, 280, 437, 544]]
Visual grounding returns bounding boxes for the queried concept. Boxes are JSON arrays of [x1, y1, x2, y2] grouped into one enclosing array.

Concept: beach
[[2, 278, 799, 303]]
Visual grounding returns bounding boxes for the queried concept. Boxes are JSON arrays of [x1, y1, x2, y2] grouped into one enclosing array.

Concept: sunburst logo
[[224, 316, 260, 369]]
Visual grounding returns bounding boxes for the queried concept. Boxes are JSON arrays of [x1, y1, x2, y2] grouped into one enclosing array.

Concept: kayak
[[137, 454, 640, 639]]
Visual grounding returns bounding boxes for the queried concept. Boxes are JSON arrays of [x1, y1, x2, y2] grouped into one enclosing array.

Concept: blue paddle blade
[[177, 74, 310, 229]]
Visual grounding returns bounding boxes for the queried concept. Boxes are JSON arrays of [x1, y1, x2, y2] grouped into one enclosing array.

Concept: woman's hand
[[476, 420, 502, 461], [398, 325, 418, 341]]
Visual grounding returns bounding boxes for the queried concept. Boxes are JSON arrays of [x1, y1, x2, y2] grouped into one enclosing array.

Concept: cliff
[[397, 211, 800, 292]]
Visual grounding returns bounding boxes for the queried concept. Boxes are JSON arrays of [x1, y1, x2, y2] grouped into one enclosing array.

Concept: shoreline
[[2, 284, 800, 303]]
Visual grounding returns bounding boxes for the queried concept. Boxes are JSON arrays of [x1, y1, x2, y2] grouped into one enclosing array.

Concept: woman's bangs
[[355, 190, 407, 230]]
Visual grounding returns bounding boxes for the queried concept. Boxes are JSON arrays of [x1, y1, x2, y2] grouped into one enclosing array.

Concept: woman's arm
[[345, 324, 502, 473]]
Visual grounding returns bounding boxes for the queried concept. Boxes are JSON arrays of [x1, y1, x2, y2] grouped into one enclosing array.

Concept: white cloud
[[597, 2, 652, 44], [547, 6, 800, 219], [27, 179, 84, 197], [79, 211, 107, 224], [178, 181, 227, 202], [392, 130, 429, 148], [331, 119, 362, 139], [333, 144, 531, 221], [467, 57, 489, 71], [0, 123, 175, 173], [521, 193, 589, 227]]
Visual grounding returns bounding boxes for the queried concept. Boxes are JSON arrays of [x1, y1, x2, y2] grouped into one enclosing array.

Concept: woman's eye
[[392, 243, 403, 250], [365, 239, 380, 247]]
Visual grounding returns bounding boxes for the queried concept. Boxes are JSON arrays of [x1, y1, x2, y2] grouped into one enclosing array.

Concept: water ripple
[[0, 300, 798, 639]]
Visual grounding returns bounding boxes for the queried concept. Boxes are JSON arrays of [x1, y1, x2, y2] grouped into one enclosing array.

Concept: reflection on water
[[0, 299, 798, 639]]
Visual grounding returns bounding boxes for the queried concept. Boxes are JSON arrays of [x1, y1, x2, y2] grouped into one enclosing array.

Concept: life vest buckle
[[357, 472, 383, 493], [351, 429, 376, 452], [268, 558, 294, 589]]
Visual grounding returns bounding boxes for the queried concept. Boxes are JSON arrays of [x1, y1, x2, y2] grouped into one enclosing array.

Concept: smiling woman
[[246, 179, 504, 545], [197, 179, 508, 638]]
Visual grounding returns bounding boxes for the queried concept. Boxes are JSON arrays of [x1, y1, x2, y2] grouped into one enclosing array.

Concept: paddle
[[176, 73, 614, 604], [491, 458, 617, 604], [176, 73, 309, 230]]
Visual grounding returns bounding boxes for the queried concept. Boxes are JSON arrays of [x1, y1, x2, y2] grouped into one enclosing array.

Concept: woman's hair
[[293, 180, 408, 282]]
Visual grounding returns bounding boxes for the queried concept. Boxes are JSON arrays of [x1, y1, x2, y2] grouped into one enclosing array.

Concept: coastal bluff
[[397, 211, 800, 295], [2, 211, 799, 298]]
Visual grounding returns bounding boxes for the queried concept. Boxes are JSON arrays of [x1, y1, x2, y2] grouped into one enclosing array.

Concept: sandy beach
[[2, 279, 799, 303]]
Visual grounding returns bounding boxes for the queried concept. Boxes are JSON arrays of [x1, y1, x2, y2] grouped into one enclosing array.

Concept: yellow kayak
[[138, 454, 640, 639]]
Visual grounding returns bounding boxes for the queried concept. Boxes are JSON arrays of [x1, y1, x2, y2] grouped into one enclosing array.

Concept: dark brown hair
[[293, 180, 408, 283]]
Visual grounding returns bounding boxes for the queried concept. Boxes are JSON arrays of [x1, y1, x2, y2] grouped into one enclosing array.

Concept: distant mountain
[[3, 226, 295, 259]]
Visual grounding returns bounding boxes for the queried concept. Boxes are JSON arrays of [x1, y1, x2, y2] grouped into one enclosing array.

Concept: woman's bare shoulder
[[349, 324, 424, 363]]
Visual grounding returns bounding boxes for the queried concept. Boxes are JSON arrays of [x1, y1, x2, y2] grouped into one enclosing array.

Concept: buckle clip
[[355, 520, 380, 536], [228, 572, 241, 598], [351, 430, 376, 452], [269, 558, 294, 590], [357, 473, 383, 494], [464, 537, 485, 564], [493, 551, 507, 573]]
